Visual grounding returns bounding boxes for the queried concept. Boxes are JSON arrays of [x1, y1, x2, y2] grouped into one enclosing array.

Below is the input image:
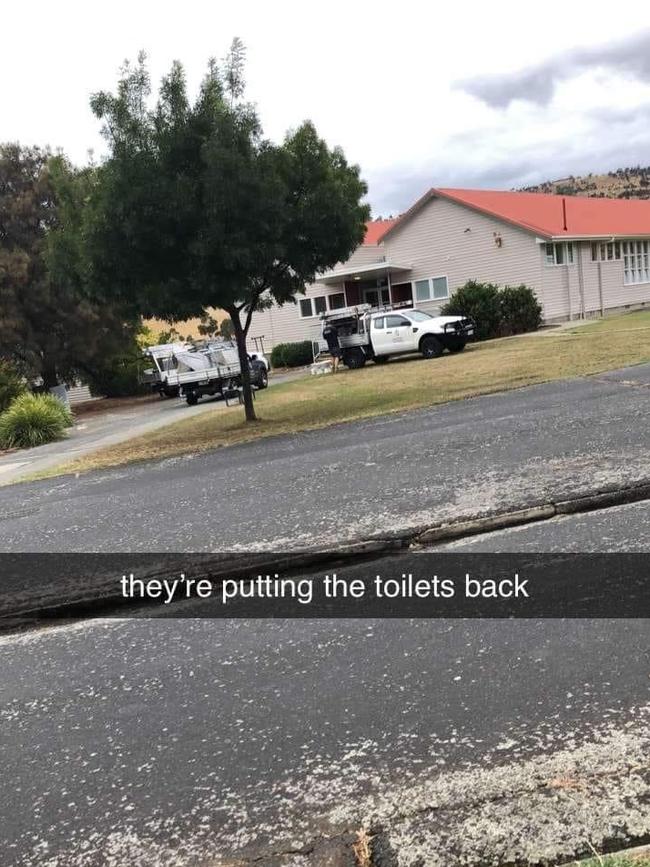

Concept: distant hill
[[520, 166, 650, 199]]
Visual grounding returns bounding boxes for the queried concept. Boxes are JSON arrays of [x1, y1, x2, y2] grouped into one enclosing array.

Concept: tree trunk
[[229, 308, 256, 422], [41, 355, 59, 389]]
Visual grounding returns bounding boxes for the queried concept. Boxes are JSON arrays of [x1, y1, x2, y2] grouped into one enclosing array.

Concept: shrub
[[441, 280, 502, 341], [0, 393, 73, 449], [0, 361, 26, 413], [499, 284, 543, 335], [270, 340, 313, 368], [441, 280, 542, 340]]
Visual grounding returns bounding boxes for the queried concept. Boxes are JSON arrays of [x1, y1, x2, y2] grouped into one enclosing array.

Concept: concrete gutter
[[4, 477, 650, 631]]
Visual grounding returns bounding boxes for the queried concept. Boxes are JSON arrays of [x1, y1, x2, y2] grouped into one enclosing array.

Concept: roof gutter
[[549, 233, 650, 241]]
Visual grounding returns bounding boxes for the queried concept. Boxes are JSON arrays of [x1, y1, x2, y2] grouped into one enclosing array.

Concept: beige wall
[[382, 196, 544, 315]]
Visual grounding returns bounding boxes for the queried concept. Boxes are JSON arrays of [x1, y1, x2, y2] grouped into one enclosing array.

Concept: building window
[[413, 275, 449, 303], [327, 293, 346, 310], [591, 241, 622, 262], [622, 240, 650, 285], [544, 242, 575, 265], [299, 295, 327, 318]]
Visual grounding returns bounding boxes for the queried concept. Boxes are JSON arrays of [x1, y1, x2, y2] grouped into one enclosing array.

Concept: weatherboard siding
[[247, 286, 326, 350], [587, 257, 650, 311], [382, 196, 546, 314], [539, 251, 576, 320]]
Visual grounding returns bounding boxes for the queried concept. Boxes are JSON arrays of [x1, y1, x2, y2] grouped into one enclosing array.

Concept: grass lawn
[[34, 310, 650, 479], [565, 309, 650, 334], [575, 854, 650, 866]]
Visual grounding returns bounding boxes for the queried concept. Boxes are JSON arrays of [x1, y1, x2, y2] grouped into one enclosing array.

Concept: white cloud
[[2, 0, 650, 214]]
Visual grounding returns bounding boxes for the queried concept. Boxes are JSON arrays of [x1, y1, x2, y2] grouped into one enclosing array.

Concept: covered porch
[[319, 261, 413, 308]]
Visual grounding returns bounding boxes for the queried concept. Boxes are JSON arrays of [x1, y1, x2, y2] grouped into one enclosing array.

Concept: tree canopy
[[0, 143, 141, 388], [87, 42, 370, 419]]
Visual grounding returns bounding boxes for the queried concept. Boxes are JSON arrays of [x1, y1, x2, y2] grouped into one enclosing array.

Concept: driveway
[[0, 370, 305, 486]]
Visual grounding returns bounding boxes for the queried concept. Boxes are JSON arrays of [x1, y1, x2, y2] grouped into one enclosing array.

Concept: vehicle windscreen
[[405, 310, 433, 322], [145, 355, 161, 372]]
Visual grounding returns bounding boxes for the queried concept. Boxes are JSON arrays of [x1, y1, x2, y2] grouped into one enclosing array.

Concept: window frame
[[327, 292, 346, 311], [544, 242, 575, 266], [314, 296, 327, 316], [591, 241, 622, 262], [412, 275, 449, 303], [298, 295, 328, 319], [622, 240, 650, 285]]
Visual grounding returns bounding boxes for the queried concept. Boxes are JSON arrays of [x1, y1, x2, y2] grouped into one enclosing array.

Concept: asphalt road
[[2, 362, 650, 552], [2, 365, 650, 865], [1, 501, 649, 866]]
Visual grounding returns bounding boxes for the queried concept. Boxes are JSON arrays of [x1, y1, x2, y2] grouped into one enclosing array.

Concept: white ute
[[316, 304, 474, 369]]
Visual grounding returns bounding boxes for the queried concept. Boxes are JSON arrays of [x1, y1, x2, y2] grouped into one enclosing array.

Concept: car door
[[384, 315, 416, 351], [370, 316, 391, 354]]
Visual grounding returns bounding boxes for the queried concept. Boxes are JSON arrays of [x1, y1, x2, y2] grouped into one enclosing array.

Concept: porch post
[[387, 267, 393, 305]]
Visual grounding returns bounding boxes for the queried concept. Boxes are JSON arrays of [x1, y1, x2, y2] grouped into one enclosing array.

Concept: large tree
[[0, 144, 140, 388], [86, 43, 370, 420]]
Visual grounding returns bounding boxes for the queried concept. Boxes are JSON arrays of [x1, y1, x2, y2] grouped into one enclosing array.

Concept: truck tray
[[166, 363, 241, 386]]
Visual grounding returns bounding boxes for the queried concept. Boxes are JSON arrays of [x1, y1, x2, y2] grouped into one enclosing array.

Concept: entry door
[[363, 286, 390, 307]]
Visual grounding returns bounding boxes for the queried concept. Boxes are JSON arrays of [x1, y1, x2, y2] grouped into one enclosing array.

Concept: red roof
[[434, 188, 650, 238], [364, 218, 400, 245]]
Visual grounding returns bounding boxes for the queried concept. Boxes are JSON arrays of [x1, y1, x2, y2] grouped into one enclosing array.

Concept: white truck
[[315, 304, 474, 369], [142, 341, 269, 405]]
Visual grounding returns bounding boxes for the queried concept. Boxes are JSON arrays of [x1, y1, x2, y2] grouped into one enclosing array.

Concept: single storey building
[[248, 187, 650, 351]]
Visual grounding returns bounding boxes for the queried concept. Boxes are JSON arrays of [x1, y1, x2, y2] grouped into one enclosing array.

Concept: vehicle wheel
[[420, 335, 444, 359], [186, 392, 199, 406], [446, 337, 467, 353], [257, 368, 269, 389], [343, 348, 366, 369], [373, 355, 390, 364]]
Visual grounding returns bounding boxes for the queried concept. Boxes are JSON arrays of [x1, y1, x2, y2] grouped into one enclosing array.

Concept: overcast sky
[[3, 1, 650, 215]]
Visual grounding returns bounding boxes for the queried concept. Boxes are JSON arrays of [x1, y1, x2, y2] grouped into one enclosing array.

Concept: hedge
[[441, 280, 542, 340], [270, 340, 313, 368], [498, 284, 543, 336]]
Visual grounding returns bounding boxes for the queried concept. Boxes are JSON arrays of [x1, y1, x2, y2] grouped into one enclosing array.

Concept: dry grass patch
[[32, 313, 650, 479], [564, 309, 650, 335], [352, 827, 373, 867], [574, 851, 650, 867]]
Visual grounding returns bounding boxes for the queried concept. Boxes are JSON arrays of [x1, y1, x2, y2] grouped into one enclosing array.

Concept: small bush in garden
[[270, 341, 313, 368], [0, 361, 27, 413], [441, 280, 502, 341], [0, 393, 73, 450], [499, 284, 543, 335]]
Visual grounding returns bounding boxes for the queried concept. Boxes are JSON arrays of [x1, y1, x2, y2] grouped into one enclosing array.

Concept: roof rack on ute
[[319, 304, 372, 322]]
